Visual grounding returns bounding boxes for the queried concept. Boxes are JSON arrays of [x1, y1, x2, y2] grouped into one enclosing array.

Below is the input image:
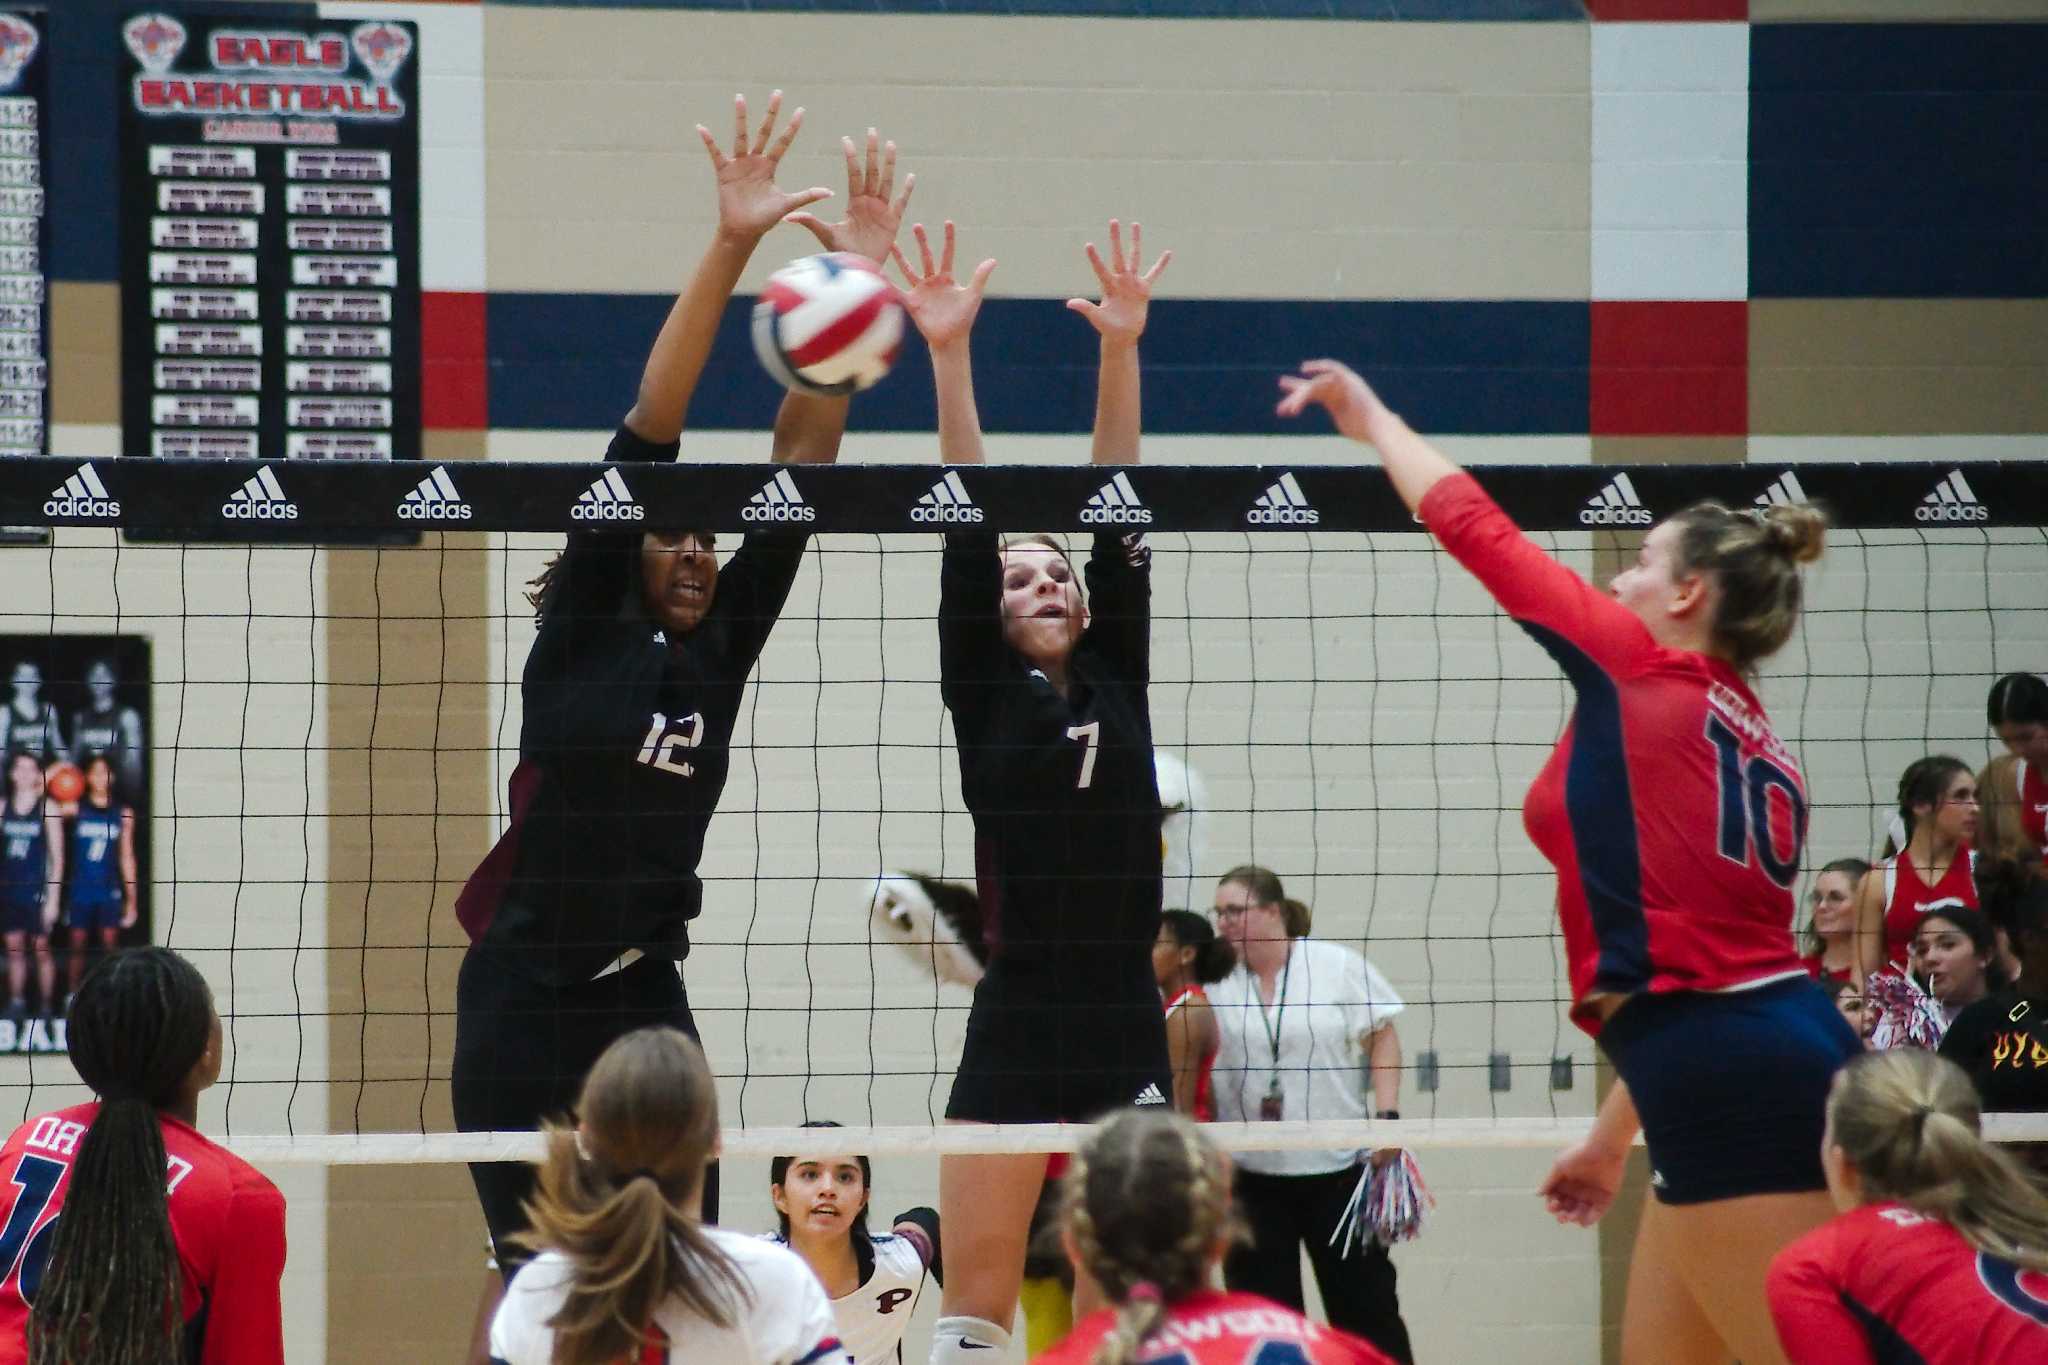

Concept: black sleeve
[[1938, 998, 1997, 1071], [938, 531, 1008, 739], [536, 426, 680, 648], [706, 532, 809, 673], [1080, 529, 1151, 685], [892, 1206, 941, 1286]]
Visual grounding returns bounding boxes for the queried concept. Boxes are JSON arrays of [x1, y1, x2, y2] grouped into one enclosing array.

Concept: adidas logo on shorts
[[912, 470, 982, 524], [1753, 471, 1807, 509], [1246, 471, 1319, 526], [573, 467, 642, 522], [398, 465, 471, 521], [222, 466, 298, 521], [1579, 472, 1652, 527], [743, 468, 814, 524], [1081, 471, 1152, 526], [1134, 1082, 1168, 1106], [1916, 469, 1988, 523], [43, 463, 120, 521]]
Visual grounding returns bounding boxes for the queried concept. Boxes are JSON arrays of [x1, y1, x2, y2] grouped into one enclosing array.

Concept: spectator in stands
[[1939, 857, 2048, 1175], [1799, 859, 1867, 985], [1207, 866, 1411, 1365], [1819, 976, 1867, 1044], [1766, 1049, 2048, 1364], [1856, 756, 1979, 978], [1911, 906, 2002, 1027], [1984, 673, 2048, 862]]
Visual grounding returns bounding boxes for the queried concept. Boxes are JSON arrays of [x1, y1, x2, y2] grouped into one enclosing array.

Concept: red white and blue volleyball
[[751, 252, 905, 396]]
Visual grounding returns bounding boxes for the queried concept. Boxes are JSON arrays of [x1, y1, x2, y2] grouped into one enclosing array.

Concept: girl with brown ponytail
[[488, 1027, 847, 1365], [1766, 1049, 2048, 1363], [1034, 1109, 1393, 1365]]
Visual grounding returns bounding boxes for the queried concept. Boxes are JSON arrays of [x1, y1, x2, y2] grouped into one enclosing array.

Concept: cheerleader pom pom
[[1328, 1151, 1434, 1258], [1865, 966, 1946, 1051]]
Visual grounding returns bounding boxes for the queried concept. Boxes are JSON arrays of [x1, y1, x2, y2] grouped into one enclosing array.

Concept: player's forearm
[[771, 392, 852, 465], [1090, 336, 1140, 466], [625, 232, 759, 445], [1588, 1079, 1642, 1155], [1368, 1025, 1401, 1113], [1364, 407, 1459, 515], [932, 342, 986, 466]]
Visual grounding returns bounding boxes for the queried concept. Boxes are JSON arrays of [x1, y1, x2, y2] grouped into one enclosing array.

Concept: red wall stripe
[[1590, 300, 1748, 437], [421, 290, 487, 431]]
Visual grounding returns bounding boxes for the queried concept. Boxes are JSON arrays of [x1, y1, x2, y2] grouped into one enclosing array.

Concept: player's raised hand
[[1276, 359, 1393, 446], [1067, 219, 1171, 343], [889, 221, 997, 354], [785, 127, 914, 266], [1538, 1137, 1627, 1228], [696, 91, 832, 244]]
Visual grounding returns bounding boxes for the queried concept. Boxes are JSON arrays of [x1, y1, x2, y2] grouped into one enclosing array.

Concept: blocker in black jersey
[[454, 425, 807, 986], [939, 528, 1170, 1123]]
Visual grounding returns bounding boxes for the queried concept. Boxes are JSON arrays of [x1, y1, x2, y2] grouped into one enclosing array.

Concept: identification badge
[[1260, 1078, 1284, 1122]]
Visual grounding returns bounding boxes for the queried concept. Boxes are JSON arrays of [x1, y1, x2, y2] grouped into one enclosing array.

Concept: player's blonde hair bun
[[1757, 501, 1827, 566]]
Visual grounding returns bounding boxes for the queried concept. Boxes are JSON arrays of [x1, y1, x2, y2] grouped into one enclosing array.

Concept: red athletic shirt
[[1800, 953, 1852, 985], [0, 1102, 287, 1365], [1879, 849, 1979, 969], [1767, 1201, 2048, 1364], [1034, 1289, 1395, 1364], [1163, 985, 1216, 1122], [2016, 758, 2048, 852], [1420, 475, 1808, 1035]]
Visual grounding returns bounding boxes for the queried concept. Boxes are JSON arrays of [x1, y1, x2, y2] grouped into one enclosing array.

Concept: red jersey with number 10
[[0, 1102, 287, 1365], [1420, 475, 1809, 1035], [1035, 1289, 1395, 1364]]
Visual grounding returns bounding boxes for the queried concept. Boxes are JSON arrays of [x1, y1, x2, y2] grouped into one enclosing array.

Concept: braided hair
[[29, 948, 216, 1365], [1062, 1109, 1235, 1365]]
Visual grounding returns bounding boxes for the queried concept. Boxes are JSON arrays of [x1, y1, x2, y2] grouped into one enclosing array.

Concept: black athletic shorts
[[945, 970, 1171, 1124], [451, 946, 716, 1272], [1600, 977, 1860, 1205]]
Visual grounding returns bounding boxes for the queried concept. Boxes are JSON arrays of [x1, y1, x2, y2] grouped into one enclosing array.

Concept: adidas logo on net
[[1246, 472, 1318, 526], [1753, 471, 1807, 509], [743, 468, 814, 524], [222, 466, 297, 521], [1915, 469, 1988, 523], [1080, 471, 1151, 526], [1579, 472, 1652, 527], [572, 467, 643, 522], [398, 465, 471, 521], [912, 470, 982, 525], [43, 463, 119, 521]]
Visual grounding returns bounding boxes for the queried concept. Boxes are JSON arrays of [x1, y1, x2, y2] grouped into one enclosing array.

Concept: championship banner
[[117, 7, 420, 466], [0, 7, 45, 463]]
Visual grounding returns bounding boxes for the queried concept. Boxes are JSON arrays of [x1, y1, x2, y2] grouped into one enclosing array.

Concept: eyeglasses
[[1212, 905, 1249, 921]]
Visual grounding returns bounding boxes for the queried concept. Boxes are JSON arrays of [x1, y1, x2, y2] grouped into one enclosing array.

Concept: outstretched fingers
[[695, 122, 725, 170], [888, 242, 919, 290], [913, 222, 937, 280], [938, 220, 958, 277], [1082, 241, 1114, 292], [749, 90, 783, 157], [767, 104, 805, 163], [967, 257, 998, 294], [891, 170, 916, 221], [1141, 246, 1173, 286]]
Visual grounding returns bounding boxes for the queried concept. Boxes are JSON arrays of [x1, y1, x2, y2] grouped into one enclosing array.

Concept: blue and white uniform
[[64, 802, 126, 931]]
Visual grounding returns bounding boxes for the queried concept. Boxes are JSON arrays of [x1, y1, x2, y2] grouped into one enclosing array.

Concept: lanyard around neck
[[1257, 945, 1292, 1069]]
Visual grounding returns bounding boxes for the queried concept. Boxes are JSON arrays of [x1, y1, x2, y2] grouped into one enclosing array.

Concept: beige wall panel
[[1591, 436, 1748, 464], [1752, 301, 2048, 435], [325, 537, 490, 1365], [49, 282, 119, 429], [484, 12, 1588, 298]]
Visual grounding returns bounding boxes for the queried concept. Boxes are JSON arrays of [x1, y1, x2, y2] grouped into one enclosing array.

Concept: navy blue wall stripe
[[1750, 23, 2048, 299], [488, 294, 1589, 434], [488, 0, 1584, 17]]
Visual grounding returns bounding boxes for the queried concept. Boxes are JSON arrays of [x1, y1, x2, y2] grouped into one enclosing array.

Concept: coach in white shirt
[[1208, 865, 1413, 1365]]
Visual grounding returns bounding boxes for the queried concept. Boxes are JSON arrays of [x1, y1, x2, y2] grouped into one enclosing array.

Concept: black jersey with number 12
[[455, 428, 808, 986]]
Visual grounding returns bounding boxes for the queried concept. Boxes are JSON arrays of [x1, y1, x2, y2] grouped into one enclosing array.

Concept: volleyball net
[[0, 454, 2042, 1162]]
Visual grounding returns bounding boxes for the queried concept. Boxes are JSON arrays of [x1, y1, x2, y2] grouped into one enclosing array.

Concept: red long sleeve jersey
[[1034, 1290, 1394, 1364], [0, 1103, 287, 1365], [1420, 475, 1808, 1035], [1767, 1202, 2048, 1363]]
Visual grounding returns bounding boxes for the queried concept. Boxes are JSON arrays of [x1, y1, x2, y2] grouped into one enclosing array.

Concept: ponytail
[[1827, 1050, 2048, 1273], [1668, 500, 1826, 671], [1159, 910, 1236, 986], [515, 1028, 744, 1365], [30, 948, 216, 1365], [1062, 1110, 1235, 1365]]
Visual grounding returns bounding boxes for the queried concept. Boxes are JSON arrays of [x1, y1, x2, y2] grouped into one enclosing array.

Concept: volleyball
[[751, 252, 905, 396], [44, 762, 82, 803]]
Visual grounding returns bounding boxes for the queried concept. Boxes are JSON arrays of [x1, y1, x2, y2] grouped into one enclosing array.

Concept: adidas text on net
[[571, 499, 643, 522], [399, 499, 473, 521], [44, 495, 121, 520], [911, 501, 983, 525], [1080, 502, 1152, 526], [1245, 504, 1319, 526], [1915, 500, 1988, 524], [741, 500, 815, 524]]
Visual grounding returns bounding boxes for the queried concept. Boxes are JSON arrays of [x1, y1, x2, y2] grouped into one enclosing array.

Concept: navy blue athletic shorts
[[1599, 977, 1861, 1205]]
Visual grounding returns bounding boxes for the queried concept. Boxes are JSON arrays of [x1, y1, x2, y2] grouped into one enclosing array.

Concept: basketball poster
[[0, 636, 152, 1055], [117, 7, 420, 466]]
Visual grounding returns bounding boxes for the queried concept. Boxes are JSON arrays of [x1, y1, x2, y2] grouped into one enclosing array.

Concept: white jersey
[[490, 1226, 848, 1365], [770, 1232, 932, 1365]]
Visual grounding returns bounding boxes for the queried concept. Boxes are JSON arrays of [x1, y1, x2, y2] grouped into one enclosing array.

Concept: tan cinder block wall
[[324, 521, 492, 1364]]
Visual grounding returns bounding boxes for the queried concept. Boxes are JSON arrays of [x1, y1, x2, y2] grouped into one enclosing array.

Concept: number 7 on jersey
[[1066, 721, 1100, 790]]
